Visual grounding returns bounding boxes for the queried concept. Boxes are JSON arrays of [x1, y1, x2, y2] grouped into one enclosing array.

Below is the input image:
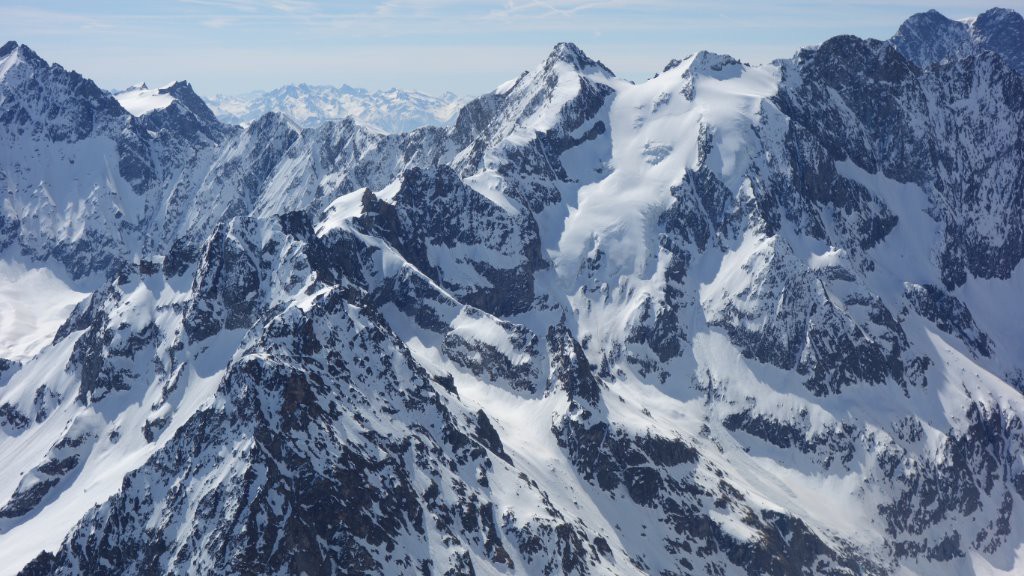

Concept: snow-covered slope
[[113, 83, 175, 116], [206, 83, 467, 132], [1, 7, 1024, 575], [0, 261, 87, 362]]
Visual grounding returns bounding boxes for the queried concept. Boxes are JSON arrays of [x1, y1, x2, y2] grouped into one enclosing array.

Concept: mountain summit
[[544, 41, 615, 75], [891, 6, 1024, 72]]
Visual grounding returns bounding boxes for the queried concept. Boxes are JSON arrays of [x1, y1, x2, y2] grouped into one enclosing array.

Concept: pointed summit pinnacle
[[545, 42, 614, 76]]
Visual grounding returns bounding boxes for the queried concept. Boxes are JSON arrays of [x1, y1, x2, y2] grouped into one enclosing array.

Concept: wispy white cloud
[[200, 16, 236, 28], [177, 0, 316, 12]]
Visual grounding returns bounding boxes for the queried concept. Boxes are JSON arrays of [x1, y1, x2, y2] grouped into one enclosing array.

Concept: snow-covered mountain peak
[[0, 40, 17, 58], [795, 33, 916, 87], [114, 79, 217, 123], [0, 40, 125, 146], [672, 50, 746, 80], [157, 80, 220, 124], [971, 6, 1024, 70], [0, 43, 21, 82], [544, 41, 614, 77], [974, 6, 1023, 25], [113, 83, 176, 116], [892, 10, 973, 69], [552, 47, 778, 283], [915, 8, 955, 24], [484, 41, 624, 141], [891, 6, 1024, 73], [0, 42, 51, 83], [0, 42, 45, 66]]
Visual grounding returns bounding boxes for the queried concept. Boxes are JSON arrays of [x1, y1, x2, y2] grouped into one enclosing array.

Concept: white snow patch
[[494, 77, 518, 95], [450, 309, 525, 364], [115, 85, 175, 116], [317, 188, 366, 234], [0, 260, 89, 362], [808, 246, 845, 270]]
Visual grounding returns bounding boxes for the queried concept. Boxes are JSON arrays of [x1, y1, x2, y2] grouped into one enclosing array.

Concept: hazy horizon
[[0, 1, 1010, 98]]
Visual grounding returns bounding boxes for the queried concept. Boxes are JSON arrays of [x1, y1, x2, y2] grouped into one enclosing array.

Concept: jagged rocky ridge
[[0, 7, 1023, 575], [892, 7, 1024, 73]]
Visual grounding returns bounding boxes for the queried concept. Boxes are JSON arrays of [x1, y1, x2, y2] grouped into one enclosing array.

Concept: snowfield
[[113, 83, 175, 116], [0, 260, 87, 362]]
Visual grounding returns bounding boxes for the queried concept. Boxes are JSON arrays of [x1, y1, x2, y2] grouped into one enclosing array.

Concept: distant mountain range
[[113, 82, 466, 133], [203, 84, 467, 132]]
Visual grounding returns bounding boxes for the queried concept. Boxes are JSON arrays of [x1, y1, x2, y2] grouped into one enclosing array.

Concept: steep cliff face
[[2, 8, 1024, 575], [891, 7, 1024, 73]]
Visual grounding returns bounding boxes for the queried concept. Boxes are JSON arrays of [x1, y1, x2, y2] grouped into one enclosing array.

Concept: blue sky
[[0, 1, 1012, 97]]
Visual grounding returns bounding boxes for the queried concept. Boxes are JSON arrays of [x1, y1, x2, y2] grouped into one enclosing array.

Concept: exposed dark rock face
[[892, 7, 1024, 73], [183, 217, 265, 342], [777, 32, 1024, 291], [905, 283, 991, 357], [354, 166, 544, 317]]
